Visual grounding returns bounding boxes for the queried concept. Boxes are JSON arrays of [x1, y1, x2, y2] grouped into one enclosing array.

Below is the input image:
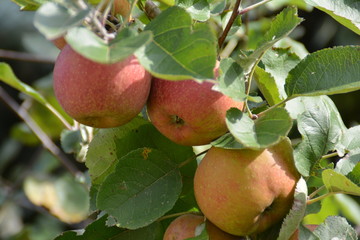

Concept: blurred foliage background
[[0, 0, 359, 239]]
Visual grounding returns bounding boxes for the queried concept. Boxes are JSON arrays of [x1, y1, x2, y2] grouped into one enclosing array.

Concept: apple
[[53, 45, 151, 128], [146, 77, 243, 146], [163, 214, 243, 240], [193, 138, 300, 236]]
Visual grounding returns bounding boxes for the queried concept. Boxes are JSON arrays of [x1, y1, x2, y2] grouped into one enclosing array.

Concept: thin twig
[[0, 86, 80, 177], [307, 192, 337, 205], [308, 185, 326, 199], [0, 49, 55, 64], [238, 0, 273, 15], [178, 149, 208, 168], [218, 0, 242, 48]]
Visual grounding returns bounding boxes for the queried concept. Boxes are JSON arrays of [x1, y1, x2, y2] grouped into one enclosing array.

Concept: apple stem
[[178, 149, 208, 168], [0, 86, 81, 177]]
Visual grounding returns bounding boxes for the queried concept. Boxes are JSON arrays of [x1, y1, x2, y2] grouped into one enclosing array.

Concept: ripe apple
[[193, 138, 300, 236], [163, 214, 243, 240], [53, 45, 151, 128], [146, 77, 243, 146]]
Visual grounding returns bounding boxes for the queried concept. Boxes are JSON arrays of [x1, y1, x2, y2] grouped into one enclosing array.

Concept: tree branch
[[0, 86, 80, 177], [218, 0, 242, 48]]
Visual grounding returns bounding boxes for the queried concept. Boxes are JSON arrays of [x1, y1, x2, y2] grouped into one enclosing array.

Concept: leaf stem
[[321, 152, 339, 160], [218, 0, 242, 48], [257, 97, 291, 117], [0, 86, 81, 177], [307, 192, 337, 205], [308, 185, 326, 199], [238, 0, 274, 15], [157, 211, 203, 221], [178, 149, 208, 168]]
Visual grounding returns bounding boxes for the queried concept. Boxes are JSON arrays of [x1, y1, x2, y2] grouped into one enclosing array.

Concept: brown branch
[[0, 86, 80, 176], [0, 49, 55, 64], [218, 0, 242, 49]]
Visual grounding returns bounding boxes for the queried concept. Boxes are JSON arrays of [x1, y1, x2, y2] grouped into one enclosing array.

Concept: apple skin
[[163, 214, 243, 240], [193, 138, 300, 236], [146, 78, 243, 146], [53, 45, 151, 128]]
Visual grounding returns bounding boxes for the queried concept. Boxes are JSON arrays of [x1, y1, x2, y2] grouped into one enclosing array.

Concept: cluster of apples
[[51, 5, 300, 239]]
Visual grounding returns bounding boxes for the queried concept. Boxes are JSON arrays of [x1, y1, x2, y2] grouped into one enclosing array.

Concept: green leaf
[[211, 133, 245, 149], [260, 48, 301, 99], [34, 2, 90, 39], [347, 163, 360, 186], [213, 58, 247, 102], [294, 96, 346, 177], [97, 148, 182, 229], [178, 0, 210, 21], [238, 6, 302, 75], [11, 0, 41, 10], [304, 0, 360, 35], [337, 125, 360, 152], [277, 178, 308, 240], [86, 118, 195, 185], [0, 63, 48, 105], [285, 46, 360, 98], [312, 216, 358, 240], [54, 214, 163, 240], [135, 6, 217, 81], [333, 194, 360, 225], [60, 129, 82, 154], [66, 27, 153, 64], [254, 67, 283, 106], [335, 149, 360, 175], [226, 107, 292, 149], [322, 169, 360, 196]]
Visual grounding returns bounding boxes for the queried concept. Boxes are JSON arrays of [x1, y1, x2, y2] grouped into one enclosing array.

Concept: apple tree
[[0, 0, 359, 239]]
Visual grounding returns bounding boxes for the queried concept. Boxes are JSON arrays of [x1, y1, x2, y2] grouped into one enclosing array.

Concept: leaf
[[322, 169, 360, 196], [226, 107, 292, 149], [213, 58, 247, 102], [187, 223, 209, 240], [294, 96, 346, 177], [34, 2, 90, 39], [312, 216, 358, 240], [304, 0, 360, 35], [335, 149, 360, 175], [333, 194, 360, 225], [178, 0, 210, 21], [337, 125, 360, 152], [54, 214, 164, 240], [238, 6, 303, 75], [66, 27, 153, 64], [60, 129, 82, 154], [97, 148, 182, 229], [24, 175, 89, 224], [277, 178, 308, 240], [11, 0, 41, 10], [211, 133, 245, 149], [254, 67, 283, 106], [135, 6, 217, 81], [86, 118, 195, 186], [260, 48, 301, 99], [0, 63, 48, 105], [285, 46, 360, 98]]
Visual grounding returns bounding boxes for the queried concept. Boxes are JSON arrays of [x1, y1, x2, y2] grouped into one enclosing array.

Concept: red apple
[[163, 214, 242, 240], [53, 45, 151, 128], [51, 36, 67, 50], [194, 138, 300, 236], [146, 77, 243, 146]]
